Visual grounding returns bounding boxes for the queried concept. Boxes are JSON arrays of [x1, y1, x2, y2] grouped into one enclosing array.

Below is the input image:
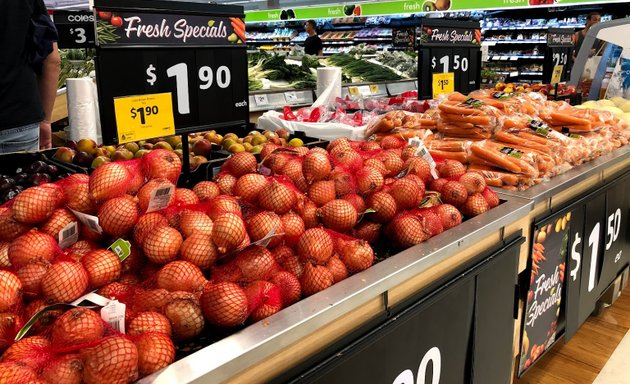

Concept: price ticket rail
[[140, 196, 532, 383]]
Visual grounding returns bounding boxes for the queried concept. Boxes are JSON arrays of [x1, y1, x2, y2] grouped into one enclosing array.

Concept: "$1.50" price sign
[[432, 72, 454, 98], [113, 93, 175, 143]]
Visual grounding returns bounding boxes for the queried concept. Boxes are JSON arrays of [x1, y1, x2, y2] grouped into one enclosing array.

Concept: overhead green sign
[[245, 0, 617, 23]]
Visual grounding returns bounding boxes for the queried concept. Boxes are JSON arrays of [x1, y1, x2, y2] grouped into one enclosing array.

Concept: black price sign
[[544, 29, 574, 84], [94, 0, 249, 145], [519, 212, 570, 375], [418, 19, 481, 99], [53, 11, 96, 48], [392, 27, 416, 48]]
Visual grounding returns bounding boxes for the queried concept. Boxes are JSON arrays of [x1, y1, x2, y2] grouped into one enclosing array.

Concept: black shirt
[[0, 0, 49, 129], [304, 35, 322, 56]]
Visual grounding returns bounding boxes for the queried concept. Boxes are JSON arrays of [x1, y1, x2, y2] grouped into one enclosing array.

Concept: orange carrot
[[442, 113, 492, 126], [428, 149, 469, 163], [515, 132, 550, 145], [550, 112, 590, 127], [447, 92, 468, 102], [470, 145, 521, 173], [484, 178, 504, 187], [438, 102, 486, 116]]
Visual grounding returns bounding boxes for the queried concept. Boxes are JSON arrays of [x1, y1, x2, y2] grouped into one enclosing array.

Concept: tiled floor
[[515, 285, 630, 384]]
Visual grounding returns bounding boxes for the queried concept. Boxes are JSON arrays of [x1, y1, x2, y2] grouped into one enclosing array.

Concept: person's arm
[[317, 37, 323, 56], [37, 42, 61, 149]]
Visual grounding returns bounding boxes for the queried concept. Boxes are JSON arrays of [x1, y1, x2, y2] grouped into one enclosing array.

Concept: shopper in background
[[0, 0, 60, 153], [572, 11, 601, 62], [304, 20, 323, 56]]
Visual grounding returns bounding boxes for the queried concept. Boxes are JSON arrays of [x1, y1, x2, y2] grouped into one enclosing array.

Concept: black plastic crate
[[42, 148, 91, 175]]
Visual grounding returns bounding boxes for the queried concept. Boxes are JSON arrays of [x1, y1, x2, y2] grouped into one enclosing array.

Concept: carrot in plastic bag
[[470, 144, 521, 173], [428, 150, 468, 163]]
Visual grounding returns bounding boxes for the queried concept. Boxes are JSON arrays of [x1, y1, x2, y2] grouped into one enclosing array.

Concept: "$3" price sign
[[113, 93, 175, 143], [432, 72, 454, 99]]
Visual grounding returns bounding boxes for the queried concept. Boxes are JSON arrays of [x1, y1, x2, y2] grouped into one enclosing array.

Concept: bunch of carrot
[[540, 104, 617, 133], [230, 17, 246, 42], [426, 140, 470, 163], [436, 93, 499, 140], [366, 110, 437, 137]]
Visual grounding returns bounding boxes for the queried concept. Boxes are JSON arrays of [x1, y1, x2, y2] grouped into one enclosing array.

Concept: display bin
[[141, 195, 532, 383]]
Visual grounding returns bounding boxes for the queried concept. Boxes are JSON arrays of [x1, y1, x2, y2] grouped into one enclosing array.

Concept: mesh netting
[[9, 184, 65, 225], [16, 261, 50, 300], [244, 280, 282, 323], [192, 181, 221, 202], [280, 213, 305, 247], [81, 249, 122, 289], [270, 271, 301, 307], [173, 188, 200, 207], [180, 232, 217, 270], [308, 180, 336, 207], [223, 152, 258, 177], [366, 192, 398, 223], [247, 211, 283, 249], [297, 228, 334, 265], [214, 173, 237, 196], [200, 282, 249, 327], [40, 208, 79, 242], [8, 230, 59, 268], [98, 196, 139, 238], [142, 226, 183, 264], [233, 173, 269, 204], [211, 213, 248, 255], [133, 332, 175, 376], [59, 174, 96, 215], [0, 207, 30, 242], [299, 263, 334, 297], [164, 296, 205, 341], [155, 261, 206, 293], [136, 178, 176, 213], [318, 200, 358, 233], [141, 149, 182, 185], [128, 311, 172, 336], [40, 261, 89, 303], [88, 162, 133, 202], [302, 151, 332, 183], [258, 179, 298, 215]]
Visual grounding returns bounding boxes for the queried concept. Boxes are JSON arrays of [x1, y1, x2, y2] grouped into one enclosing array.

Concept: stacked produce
[[366, 90, 630, 190], [0, 135, 500, 381]]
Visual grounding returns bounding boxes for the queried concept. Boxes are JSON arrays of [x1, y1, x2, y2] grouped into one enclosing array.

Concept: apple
[[153, 141, 174, 151], [192, 139, 212, 157], [53, 147, 76, 163], [77, 138, 98, 155]]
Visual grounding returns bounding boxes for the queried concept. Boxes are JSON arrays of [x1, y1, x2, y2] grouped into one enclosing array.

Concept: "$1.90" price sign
[[113, 93, 175, 143], [94, 1, 249, 145]]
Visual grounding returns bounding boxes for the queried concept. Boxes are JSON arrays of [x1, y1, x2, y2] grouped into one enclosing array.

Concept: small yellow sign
[[348, 86, 360, 97], [113, 93, 175, 144], [551, 65, 564, 84], [369, 84, 380, 94], [432, 72, 454, 99]]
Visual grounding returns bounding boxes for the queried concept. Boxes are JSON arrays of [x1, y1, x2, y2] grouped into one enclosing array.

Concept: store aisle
[[515, 285, 630, 384]]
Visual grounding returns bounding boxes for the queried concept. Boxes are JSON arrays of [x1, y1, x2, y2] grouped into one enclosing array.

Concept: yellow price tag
[[113, 93, 175, 144], [551, 65, 564, 84], [348, 86, 359, 97], [432, 72, 454, 99], [369, 84, 380, 94]]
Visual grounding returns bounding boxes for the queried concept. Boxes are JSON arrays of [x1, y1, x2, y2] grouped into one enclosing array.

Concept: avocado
[[423, 1, 437, 12], [344, 5, 355, 16], [280, 10, 288, 20]]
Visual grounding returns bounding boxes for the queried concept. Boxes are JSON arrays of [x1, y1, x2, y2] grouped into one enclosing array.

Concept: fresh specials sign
[[95, 12, 246, 46], [519, 212, 571, 375]]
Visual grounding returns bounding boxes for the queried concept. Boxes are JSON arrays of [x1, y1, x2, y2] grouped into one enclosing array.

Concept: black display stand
[[277, 234, 523, 384], [53, 10, 97, 49], [543, 28, 574, 84], [417, 19, 482, 99]]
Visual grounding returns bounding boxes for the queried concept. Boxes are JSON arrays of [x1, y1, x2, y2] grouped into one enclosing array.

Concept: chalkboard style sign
[[519, 212, 570, 375], [392, 27, 415, 48]]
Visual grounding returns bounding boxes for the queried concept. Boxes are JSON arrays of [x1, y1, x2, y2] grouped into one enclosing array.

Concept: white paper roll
[[66, 78, 101, 144], [314, 67, 342, 107]]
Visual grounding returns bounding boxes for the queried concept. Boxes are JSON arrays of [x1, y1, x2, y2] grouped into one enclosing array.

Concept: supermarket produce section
[[4, 0, 630, 383]]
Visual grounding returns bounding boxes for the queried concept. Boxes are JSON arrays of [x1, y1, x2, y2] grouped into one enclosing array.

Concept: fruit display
[[50, 130, 312, 174], [0, 132, 502, 381], [0, 158, 71, 205], [365, 90, 629, 190]]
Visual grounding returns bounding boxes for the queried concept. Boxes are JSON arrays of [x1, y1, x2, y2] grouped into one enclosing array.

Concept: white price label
[[101, 300, 127, 334], [408, 138, 438, 179], [254, 94, 269, 106], [358, 85, 372, 96], [69, 208, 102, 234], [146, 185, 175, 213], [71, 292, 111, 307], [284, 91, 298, 104], [58, 221, 79, 249]]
